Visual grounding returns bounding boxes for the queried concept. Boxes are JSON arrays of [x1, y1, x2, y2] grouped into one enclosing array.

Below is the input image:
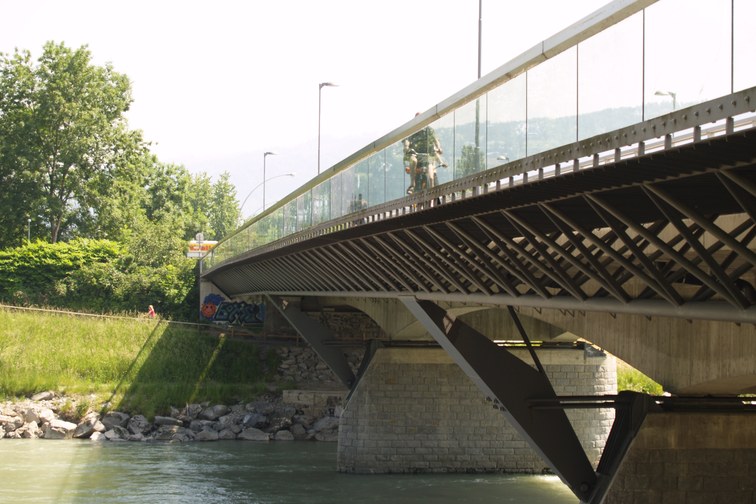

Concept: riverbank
[[0, 387, 346, 442]]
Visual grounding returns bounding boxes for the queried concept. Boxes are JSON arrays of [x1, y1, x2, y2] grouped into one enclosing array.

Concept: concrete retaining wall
[[337, 346, 616, 474], [604, 412, 756, 503]]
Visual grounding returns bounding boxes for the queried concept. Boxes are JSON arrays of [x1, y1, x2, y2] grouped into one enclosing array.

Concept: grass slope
[[0, 307, 278, 419]]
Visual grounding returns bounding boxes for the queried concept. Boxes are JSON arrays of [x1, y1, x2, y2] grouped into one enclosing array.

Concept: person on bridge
[[404, 114, 445, 194]]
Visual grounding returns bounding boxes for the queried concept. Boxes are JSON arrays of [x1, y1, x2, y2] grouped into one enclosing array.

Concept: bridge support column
[[337, 345, 615, 478], [603, 412, 756, 503]]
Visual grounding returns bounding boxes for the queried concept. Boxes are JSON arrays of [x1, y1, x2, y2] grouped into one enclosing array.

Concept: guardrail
[[202, 0, 755, 273]]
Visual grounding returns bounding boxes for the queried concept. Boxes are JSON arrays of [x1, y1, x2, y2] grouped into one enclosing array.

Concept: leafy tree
[[209, 171, 239, 240], [0, 42, 138, 244]]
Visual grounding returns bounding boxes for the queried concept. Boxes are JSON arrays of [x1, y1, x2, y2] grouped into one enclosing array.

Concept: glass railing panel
[[644, 0, 731, 118], [296, 191, 312, 230], [387, 141, 409, 201], [486, 73, 526, 166], [734, 0, 756, 92], [527, 47, 577, 155], [312, 180, 331, 226], [270, 206, 284, 241], [338, 165, 353, 216], [348, 159, 369, 214], [367, 151, 386, 207], [452, 100, 486, 179], [432, 113, 455, 186], [330, 172, 343, 220], [283, 200, 297, 236], [578, 12, 643, 140]]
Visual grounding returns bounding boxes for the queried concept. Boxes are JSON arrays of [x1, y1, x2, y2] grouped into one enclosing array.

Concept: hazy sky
[[1, 0, 609, 213]]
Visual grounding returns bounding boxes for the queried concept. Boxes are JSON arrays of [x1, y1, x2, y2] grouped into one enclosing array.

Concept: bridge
[[200, 1, 756, 502]]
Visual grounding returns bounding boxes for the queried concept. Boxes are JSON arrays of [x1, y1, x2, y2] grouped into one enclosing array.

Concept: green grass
[[617, 361, 664, 395], [0, 307, 279, 419]]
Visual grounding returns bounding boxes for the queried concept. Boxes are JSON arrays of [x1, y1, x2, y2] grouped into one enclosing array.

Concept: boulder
[[101, 411, 130, 430], [242, 412, 268, 429], [31, 391, 55, 401], [89, 431, 105, 441], [196, 430, 220, 442], [218, 428, 237, 440], [314, 430, 339, 442], [273, 430, 294, 441], [126, 415, 151, 435], [73, 413, 101, 439], [23, 409, 40, 424], [199, 404, 230, 421], [311, 416, 340, 432], [44, 419, 77, 439], [289, 423, 308, 440], [19, 421, 42, 439], [103, 425, 129, 441], [38, 408, 56, 425], [0, 414, 23, 431], [154, 415, 182, 427]]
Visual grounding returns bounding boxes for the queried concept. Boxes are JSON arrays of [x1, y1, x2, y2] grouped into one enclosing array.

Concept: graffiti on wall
[[200, 293, 265, 326]]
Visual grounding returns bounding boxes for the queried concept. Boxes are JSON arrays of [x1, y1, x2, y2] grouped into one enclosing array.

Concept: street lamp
[[263, 151, 277, 211], [654, 90, 677, 111], [318, 82, 338, 174], [240, 172, 296, 218]]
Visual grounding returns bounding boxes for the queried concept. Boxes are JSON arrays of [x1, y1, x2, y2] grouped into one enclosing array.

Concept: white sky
[[1, 0, 609, 213]]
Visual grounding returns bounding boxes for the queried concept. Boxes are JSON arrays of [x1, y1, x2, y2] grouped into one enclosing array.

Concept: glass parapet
[[203, 0, 751, 273]]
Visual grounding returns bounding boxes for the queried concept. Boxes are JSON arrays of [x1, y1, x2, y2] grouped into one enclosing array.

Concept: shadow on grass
[[109, 322, 278, 418]]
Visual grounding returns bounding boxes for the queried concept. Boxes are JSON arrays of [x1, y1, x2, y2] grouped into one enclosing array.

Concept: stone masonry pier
[[337, 346, 616, 474]]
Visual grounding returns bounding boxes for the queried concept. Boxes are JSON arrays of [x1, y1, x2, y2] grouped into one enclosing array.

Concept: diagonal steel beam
[[502, 210, 587, 300], [400, 297, 597, 503], [266, 295, 355, 389], [471, 216, 554, 298], [443, 222, 521, 296]]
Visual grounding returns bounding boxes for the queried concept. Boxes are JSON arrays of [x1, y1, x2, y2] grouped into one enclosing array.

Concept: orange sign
[[187, 240, 218, 258]]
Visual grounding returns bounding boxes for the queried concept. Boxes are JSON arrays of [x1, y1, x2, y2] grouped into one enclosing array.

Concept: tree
[[209, 171, 239, 240], [0, 42, 138, 244]]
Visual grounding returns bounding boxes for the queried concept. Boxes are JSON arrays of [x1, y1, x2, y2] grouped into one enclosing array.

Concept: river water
[[0, 440, 579, 503]]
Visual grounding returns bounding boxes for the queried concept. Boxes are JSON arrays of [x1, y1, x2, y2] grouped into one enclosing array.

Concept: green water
[[0, 440, 579, 503]]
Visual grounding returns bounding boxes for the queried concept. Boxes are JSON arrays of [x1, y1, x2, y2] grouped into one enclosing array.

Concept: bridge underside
[[207, 126, 756, 325]]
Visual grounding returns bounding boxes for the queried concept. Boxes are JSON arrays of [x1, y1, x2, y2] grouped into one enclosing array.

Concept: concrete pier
[[337, 346, 616, 474]]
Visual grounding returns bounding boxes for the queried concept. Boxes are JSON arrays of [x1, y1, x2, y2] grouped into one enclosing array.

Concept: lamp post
[[27, 218, 31, 243], [263, 151, 277, 211], [654, 90, 677, 111], [318, 82, 338, 174], [240, 173, 296, 218]]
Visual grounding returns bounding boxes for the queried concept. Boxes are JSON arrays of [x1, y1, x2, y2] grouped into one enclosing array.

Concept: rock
[[44, 419, 78, 439], [218, 428, 237, 440], [274, 430, 294, 441], [19, 421, 41, 439], [182, 404, 203, 420], [23, 409, 40, 424], [0, 414, 23, 431], [103, 425, 129, 441], [154, 416, 182, 427], [73, 413, 100, 439], [188, 419, 216, 432], [89, 431, 105, 442], [196, 430, 219, 442], [289, 423, 308, 440], [127, 415, 151, 435], [38, 408, 56, 425], [238, 427, 270, 441], [101, 411, 130, 430], [199, 405, 230, 421], [31, 391, 54, 401], [242, 412, 268, 429], [312, 416, 340, 432]]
